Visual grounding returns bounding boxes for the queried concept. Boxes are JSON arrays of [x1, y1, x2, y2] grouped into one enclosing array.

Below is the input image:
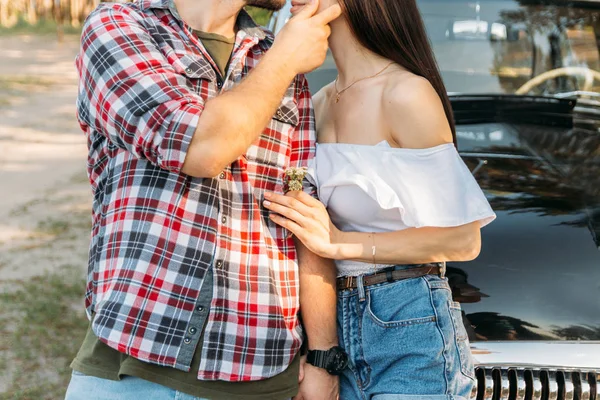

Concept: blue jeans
[[65, 370, 295, 400], [337, 270, 475, 400], [65, 370, 209, 400]]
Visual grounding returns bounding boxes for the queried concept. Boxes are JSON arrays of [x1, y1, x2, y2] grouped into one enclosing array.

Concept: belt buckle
[[344, 276, 355, 290], [439, 261, 447, 278]]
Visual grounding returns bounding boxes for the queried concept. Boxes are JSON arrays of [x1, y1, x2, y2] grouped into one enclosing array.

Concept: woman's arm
[[264, 191, 481, 263], [335, 223, 481, 263]]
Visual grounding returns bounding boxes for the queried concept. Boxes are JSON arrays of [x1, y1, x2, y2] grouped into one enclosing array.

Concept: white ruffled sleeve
[[304, 157, 318, 194], [376, 144, 496, 228]]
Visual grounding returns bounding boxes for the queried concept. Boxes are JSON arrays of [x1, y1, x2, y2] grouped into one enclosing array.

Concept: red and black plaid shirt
[[76, 0, 315, 381]]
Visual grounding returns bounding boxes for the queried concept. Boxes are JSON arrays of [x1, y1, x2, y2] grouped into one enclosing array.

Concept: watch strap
[[306, 346, 349, 376], [307, 349, 327, 368]]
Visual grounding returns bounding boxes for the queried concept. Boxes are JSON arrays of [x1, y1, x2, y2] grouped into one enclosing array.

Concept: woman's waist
[[335, 260, 444, 277], [336, 261, 446, 290], [335, 260, 393, 277]]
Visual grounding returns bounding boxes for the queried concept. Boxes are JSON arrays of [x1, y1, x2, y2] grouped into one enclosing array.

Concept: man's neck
[[174, 0, 244, 37], [328, 20, 394, 88]]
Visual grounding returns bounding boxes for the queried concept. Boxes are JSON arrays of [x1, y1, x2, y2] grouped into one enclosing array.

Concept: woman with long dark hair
[[264, 0, 496, 398]]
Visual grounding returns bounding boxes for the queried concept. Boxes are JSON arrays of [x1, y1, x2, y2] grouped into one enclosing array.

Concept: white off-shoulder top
[[306, 140, 496, 277]]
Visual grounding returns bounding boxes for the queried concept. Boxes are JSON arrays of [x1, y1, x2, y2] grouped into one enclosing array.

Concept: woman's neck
[[328, 19, 394, 88]]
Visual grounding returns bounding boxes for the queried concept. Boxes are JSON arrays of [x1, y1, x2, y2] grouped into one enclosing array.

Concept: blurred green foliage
[[0, 6, 272, 36], [245, 6, 273, 27], [0, 16, 81, 36]]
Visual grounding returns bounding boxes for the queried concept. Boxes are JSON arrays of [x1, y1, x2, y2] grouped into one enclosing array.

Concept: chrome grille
[[472, 367, 599, 400]]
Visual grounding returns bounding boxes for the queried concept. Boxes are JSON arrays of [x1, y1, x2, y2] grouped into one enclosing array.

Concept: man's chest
[[138, 16, 301, 173]]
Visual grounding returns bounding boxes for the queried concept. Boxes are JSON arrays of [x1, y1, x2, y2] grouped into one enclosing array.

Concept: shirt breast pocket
[[245, 89, 299, 241], [245, 89, 299, 171], [160, 44, 216, 85]]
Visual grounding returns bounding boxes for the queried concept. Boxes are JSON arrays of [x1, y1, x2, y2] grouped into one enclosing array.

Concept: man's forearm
[[181, 2, 340, 178], [181, 49, 296, 177], [296, 239, 338, 350]]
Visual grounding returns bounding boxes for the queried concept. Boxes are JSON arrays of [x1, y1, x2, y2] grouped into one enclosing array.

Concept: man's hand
[[294, 363, 339, 400], [271, 0, 342, 75]]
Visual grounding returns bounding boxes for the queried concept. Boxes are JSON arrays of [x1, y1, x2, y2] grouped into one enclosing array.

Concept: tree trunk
[[28, 0, 38, 24], [54, 0, 64, 42], [0, 0, 18, 28]]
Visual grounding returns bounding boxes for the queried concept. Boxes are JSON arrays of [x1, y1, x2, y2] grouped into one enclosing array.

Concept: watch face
[[326, 347, 349, 375]]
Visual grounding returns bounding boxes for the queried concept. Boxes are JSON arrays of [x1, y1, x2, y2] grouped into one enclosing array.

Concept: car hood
[[451, 115, 600, 341]]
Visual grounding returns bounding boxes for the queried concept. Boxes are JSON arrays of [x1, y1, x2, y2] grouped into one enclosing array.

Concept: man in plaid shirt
[[65, 0, 342, 398]]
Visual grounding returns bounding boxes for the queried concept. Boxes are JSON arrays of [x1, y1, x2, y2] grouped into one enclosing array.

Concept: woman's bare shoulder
[[312, 81, 336, 142], [313, 81, 335, 111], [382, 72, 453, 148]]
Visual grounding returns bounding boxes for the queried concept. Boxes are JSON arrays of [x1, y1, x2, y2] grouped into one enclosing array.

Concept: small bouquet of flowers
[[284, 166, 308, 192]]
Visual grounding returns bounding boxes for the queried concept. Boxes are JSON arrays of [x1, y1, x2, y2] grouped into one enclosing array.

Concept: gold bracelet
[[371, 233, 376, 267]]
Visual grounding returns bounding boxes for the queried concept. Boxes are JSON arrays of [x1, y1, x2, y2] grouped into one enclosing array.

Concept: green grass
[[0, 75, 57, 108], [35, 211, 91, 239], [0, 76, 56, 91], [37, 218, 71, 236], [0, 266, 88, 400]]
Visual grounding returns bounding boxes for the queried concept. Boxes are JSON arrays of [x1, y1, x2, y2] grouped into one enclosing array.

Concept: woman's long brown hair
[[338, 0, 456, 144]]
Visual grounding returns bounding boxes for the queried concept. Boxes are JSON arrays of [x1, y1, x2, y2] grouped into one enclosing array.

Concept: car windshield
[[304, 1, 600, 96], [418, 0, 600, 96]]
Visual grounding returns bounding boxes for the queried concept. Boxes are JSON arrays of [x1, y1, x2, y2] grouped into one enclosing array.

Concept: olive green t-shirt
[[71, 321, 300, 400], [194, 30, 235, 76], [69, 31, 300, 400]]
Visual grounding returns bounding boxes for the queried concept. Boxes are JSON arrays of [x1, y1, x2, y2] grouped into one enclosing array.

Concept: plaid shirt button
[[196, 305, 205, 312], [221, 216, 227, 224], [184, 337, 192, 344], [219, 172, 226, 179], [216, 261, 223, 268], [189, 327, 197, 334]]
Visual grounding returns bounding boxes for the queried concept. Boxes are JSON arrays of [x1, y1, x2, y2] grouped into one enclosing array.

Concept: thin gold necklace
[[334, 62, 395, 103]]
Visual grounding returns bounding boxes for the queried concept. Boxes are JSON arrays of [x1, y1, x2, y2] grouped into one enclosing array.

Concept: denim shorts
[[337, 269, 475, 400]]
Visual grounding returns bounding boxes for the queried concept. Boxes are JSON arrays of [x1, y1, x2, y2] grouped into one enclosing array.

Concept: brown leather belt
[[336, 263, 444, 291]]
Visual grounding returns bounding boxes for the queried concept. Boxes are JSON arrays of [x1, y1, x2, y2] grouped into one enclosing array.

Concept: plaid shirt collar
[[139, 0, 268, 41]]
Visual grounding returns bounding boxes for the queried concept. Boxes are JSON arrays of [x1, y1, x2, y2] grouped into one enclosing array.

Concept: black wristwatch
[[306, 346, 349, 375]]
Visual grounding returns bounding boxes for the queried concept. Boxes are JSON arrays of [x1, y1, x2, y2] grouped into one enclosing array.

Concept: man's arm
[[290, 71, 339, 400], [183, 1, 342, 177], [77, 2, 341, 178], [297, 242, 338, 350], [296, 241, 339, 400]]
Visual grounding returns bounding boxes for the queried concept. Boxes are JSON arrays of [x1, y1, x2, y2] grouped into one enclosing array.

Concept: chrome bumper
[[470, 342, 600, 400], [472, 367, 599, 400]]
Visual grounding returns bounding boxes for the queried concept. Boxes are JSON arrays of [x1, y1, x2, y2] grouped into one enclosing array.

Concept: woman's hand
[[264, 191, 342, 259]]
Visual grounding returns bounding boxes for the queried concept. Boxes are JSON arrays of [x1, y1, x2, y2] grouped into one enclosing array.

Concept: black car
[[269, 1, 600, 399]]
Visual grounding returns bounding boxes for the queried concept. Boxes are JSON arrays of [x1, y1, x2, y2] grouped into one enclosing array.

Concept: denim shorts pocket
[[365, 277, 437, 328], [449, 302, 475, 380]]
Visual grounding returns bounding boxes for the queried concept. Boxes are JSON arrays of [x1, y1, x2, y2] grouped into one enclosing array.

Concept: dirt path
[[0, 35, 92, 398], [0, 34, 91, 282]]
